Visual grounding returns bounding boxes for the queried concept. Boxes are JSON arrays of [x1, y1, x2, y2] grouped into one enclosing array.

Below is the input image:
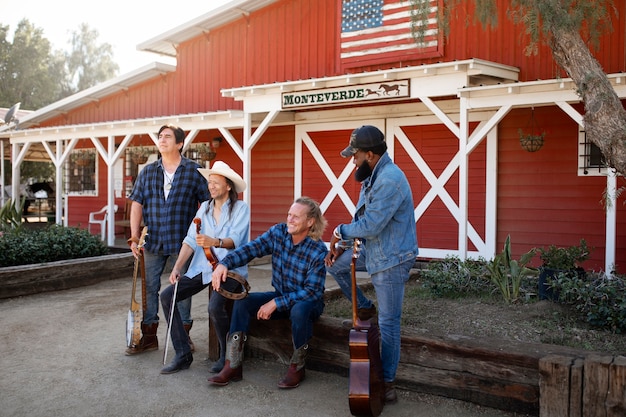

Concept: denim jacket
[[338, 153, 418, 274]]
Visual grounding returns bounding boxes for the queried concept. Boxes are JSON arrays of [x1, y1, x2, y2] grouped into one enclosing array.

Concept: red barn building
[[2, 0, 625, 273]]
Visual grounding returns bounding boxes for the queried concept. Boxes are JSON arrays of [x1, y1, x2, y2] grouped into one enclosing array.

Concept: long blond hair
[[295, 196, 327, 241]]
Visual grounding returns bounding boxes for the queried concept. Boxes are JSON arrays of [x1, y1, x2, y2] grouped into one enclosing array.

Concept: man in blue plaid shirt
[[208, 196, 328, 389], [125, 124, 210, 355]]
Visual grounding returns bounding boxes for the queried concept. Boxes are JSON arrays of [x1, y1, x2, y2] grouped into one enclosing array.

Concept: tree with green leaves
[[0, 19, 66, 109], [0, 18, 119, 110], [66, 23, 119, 93], [409, 0, 626, 175]]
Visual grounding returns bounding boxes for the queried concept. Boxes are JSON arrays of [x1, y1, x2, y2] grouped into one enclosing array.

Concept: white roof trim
[[137, 0, 278, 57], [6, 110, 244, 143], [6, 62, 176, 131], [221, 59, 520, 100], [458, 73, 626, 108]]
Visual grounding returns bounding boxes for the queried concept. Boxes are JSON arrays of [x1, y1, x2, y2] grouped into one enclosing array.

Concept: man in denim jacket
[[326, 125, 418, 405]]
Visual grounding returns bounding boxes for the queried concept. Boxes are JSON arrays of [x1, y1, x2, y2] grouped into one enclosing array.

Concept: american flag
[[340, 0, 441, 67]]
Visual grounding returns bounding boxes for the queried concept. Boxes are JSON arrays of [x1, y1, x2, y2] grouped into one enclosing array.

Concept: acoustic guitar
[[126, 226, 148, 348], [348, 239, 384, 417]]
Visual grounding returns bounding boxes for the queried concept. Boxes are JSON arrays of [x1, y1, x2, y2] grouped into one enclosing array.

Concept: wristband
[[127, 236, 139, 246], [333, 227, 341, 240]]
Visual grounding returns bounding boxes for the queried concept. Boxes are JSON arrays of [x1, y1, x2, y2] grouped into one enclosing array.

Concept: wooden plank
[[583, 354, 613, 417], [246, 316, 542, 414], [569, 358, 584, 417], [539, 355, 574, 417], [243, 315, 621, 416], [607, 356, 626, 417], [0, 252, 134, 298]]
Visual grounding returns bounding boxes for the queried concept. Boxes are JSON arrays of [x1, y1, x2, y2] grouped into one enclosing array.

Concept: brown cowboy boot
[[277, 343, 308, 389], [208, 332, 245, 386], [183, 322, 195, 353], [125, 322, 158, 355]]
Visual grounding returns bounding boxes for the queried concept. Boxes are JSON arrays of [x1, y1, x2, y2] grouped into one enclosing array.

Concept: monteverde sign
[[281, 79, 410, 109]]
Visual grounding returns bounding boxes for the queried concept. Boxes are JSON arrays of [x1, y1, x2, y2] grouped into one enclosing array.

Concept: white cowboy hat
[[198, 161, 247, 193]]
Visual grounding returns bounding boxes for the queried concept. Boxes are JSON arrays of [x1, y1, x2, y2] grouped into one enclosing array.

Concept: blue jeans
[[229, 291, 324, 349], [328, 248, 412, 382], [372, 258, 413, 382], [143, 250, 191, 325], [161, 273, 231, 358], [326, 249, 373, 310]]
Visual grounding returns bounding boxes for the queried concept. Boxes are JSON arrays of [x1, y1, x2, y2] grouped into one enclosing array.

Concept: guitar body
[[126, 308, 141, 347], [347, 238, 385, 417], [126, 227, 148, 348], [348, 320, 385, 417]]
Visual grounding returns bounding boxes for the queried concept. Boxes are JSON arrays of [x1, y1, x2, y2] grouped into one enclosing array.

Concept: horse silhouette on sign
[[378, 83, 407, 96]]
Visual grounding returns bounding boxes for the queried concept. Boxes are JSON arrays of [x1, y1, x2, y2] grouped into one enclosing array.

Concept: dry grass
[[323, 275, 626, 355]]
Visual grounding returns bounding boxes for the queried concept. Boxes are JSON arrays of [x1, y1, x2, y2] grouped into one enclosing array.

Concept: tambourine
[[218, 271, 251, 300], [207, 246, 250, 300]]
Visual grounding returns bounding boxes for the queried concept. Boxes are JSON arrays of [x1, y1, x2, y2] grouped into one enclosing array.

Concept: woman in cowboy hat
[[160, 161, 250, 374]]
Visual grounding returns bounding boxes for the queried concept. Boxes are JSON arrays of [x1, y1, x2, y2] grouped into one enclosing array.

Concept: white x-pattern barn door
[[295, 114, 497, 260]]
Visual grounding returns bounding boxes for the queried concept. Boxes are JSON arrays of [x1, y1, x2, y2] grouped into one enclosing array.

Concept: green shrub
[[420, 255, 493, 298], [486, 235, 538, 303], [0, 198, 25, 232], [0, 225, 109, 267], [552, 271, 626, 333], [537, 239, 590, 270]]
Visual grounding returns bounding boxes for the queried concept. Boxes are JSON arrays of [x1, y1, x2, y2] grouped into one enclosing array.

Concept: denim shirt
[[338, 153, 419, 274], [182, 199, 250, 285]]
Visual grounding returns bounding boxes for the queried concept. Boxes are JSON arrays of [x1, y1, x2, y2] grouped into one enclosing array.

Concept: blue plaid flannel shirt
[[220, 223, 328, 311], [129, 157, 210, 255]]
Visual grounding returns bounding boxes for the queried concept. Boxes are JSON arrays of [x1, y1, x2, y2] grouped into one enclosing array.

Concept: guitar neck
[[351, 258, 358, 325], [130, 256, 141, 311], [139, 252, 147, 313]]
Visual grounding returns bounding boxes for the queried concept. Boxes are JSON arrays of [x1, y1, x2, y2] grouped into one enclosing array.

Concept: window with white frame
[[578, 129, 609, 176]]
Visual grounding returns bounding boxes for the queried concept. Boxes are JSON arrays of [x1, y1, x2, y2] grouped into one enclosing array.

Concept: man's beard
[[355, 162, 373, 182]]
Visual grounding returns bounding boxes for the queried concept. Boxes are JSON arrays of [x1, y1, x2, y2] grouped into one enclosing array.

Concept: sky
[[0, 0, 233, 75]]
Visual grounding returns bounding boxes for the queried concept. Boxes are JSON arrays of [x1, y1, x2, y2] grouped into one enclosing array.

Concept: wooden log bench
[[234, 314, 623, 416], [539, 354, 626, 417]]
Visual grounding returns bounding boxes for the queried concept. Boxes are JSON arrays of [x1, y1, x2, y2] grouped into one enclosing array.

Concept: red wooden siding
[[249, 126, 297, 238], [497, 106, 617, 271], [301, 128, 359, 241], [22, 0, 626, 271], [397, 124, 485, 253], [34, 0, 626, 124]]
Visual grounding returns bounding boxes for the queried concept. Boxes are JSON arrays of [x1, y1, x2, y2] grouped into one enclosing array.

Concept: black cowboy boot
[[209, 314, 228, 373], [183, 321, 195, 353], [160, 351, 193, 374]]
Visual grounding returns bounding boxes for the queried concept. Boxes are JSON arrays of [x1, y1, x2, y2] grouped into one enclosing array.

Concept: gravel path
[[0, 273, 530, 417]]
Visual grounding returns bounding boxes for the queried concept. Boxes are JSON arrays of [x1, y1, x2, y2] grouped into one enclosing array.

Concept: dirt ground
[[0, 273, 532, 417]]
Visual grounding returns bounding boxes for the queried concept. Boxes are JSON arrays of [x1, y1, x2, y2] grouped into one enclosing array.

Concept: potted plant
[[130, 146, 153, 164], [71, 150, 95, 167], [536, 239, 590, 300], [518, 129, 545, 152], [196, 143, 217, 161]]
